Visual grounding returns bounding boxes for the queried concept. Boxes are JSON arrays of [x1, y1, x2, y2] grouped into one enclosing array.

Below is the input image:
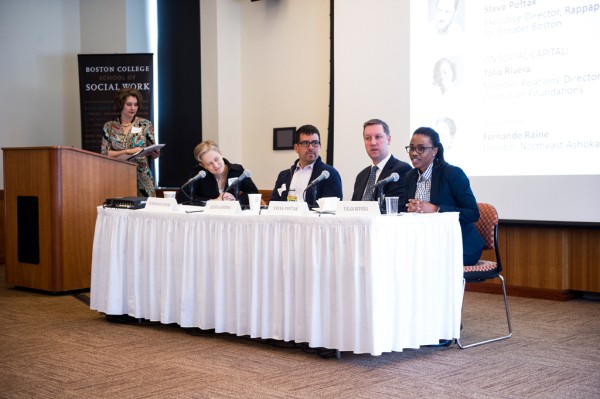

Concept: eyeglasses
[[298, 140, 321, 148], [405, 145, 434, 155]]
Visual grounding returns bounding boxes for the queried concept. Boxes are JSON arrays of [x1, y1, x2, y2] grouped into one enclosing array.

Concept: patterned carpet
[[1, 264, 599, 398]]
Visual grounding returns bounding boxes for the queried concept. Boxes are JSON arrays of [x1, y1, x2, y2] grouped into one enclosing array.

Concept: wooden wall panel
[[0, 190, 4, 265], [569, 229, 600, 292], [258, 189, 272, 204], [505, 226, 569, 290]]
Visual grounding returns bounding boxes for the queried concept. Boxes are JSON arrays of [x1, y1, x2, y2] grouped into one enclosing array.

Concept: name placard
[[144, 197, 178, 212], [335, 201, 381, 216], [204, 200, 242, 215], [267, 201, 309, 215]]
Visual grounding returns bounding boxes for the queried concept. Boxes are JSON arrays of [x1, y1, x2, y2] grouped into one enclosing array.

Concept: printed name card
[[335, 201, 381, 216], [267, 201, 309, 215], [204, 200, 242, 215], [144, 197, 179, 212]]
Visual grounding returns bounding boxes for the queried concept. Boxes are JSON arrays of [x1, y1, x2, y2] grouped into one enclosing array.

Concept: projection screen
[[333, 0, 600, 223]]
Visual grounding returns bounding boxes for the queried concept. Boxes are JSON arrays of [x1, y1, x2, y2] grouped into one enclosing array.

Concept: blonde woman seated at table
[[403, 127, 484, 266], [175, 140, 258, 206]]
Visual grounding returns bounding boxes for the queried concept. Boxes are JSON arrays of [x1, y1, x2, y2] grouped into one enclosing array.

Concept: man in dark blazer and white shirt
[[351, 119, 412, 208], [270, 124, 343, 208]]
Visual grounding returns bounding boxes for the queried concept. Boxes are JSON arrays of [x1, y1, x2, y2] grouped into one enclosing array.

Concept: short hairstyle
[[413, 127, 446, 164], [294, 124, 321, 144], [193, 140, 221, 163], [114, 88, 143, 113], [363, 119, 390, 135]]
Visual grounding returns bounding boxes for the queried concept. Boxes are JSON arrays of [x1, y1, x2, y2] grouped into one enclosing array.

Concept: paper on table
[[127, 144, 165, 160]]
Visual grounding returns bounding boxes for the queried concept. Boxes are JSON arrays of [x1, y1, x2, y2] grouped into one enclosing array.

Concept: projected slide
[[410, 0, 600, 176]]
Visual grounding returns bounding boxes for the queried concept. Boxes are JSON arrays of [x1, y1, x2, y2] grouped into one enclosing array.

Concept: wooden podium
[[2, 146, 137, 292]]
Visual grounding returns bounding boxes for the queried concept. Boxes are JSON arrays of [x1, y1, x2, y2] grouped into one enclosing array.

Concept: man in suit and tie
[[351, 119, 412, 209]]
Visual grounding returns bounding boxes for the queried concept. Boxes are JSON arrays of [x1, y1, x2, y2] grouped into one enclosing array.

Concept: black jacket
[[270, 156, 343, 207], [404, 160, 484, 265], [351, 155, 412, 202], [176, 158, 258, 206]]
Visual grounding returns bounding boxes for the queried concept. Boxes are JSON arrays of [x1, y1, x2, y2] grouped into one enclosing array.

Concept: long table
[[90, 207, 464, 356]]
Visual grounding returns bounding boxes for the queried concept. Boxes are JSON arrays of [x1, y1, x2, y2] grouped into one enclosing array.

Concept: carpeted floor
[[1, 264, 599, 398]]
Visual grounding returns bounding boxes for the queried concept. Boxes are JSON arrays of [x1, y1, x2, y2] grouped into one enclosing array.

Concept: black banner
[[78, 53, 154, 153]]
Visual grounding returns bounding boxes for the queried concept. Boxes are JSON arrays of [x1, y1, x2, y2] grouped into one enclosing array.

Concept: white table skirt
[[90, 207, 464, 356]]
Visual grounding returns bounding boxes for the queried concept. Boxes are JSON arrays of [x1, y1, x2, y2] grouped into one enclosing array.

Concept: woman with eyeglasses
[[175, 140, 259, 206], [404, 127, 484, 265]]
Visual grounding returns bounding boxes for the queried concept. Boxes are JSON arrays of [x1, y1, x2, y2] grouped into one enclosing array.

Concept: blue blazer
[[404, 160, 484, 265], [351, 155, 412, 201], [270, 156, 343, 207]]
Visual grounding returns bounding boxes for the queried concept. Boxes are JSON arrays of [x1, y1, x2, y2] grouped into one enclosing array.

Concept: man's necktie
[[362, 166, 379, 201]]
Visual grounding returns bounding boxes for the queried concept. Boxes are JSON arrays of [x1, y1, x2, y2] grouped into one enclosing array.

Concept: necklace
[[120, 117, 134, 127]]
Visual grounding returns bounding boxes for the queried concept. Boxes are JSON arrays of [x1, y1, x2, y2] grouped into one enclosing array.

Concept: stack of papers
[[127, 144, 165, 160]]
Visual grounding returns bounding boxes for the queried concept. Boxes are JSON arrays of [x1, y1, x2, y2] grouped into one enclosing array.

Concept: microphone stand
[[377, 186, 385, 213], [302, 186, 318, 209], [189, 183, 198, 205], [182, 170, 208, 206], [186, 178, 203, 206], [233, 184, 241, 201]]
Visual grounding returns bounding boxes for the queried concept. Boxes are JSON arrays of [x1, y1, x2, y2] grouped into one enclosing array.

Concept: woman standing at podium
[[101, 88, 160, 197]]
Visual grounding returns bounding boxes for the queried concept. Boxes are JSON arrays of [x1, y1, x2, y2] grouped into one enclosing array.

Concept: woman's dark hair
[[413, 127, 445, 164], [114, 88, 143, 113]]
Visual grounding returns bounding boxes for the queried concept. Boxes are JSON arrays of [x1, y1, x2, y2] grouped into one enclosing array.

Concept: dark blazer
[[351, 155, 412, 202], [404, 160, 484, 265], [176, 158, 259, 206], [270, 156, 343, 207]]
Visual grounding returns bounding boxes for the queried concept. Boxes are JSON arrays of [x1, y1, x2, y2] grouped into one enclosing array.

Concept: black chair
[[457, 203, 513, 349]]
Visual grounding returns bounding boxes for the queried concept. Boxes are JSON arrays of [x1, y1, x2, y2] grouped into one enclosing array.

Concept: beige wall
[[0, 0, 81, 188], [240, 0, 330, 191], [201, 0, 330, 190], [0, 0, 152, 189], [200, 0, 242, 161], [0, 0, 326, 191], [80, 0, 126, 54]]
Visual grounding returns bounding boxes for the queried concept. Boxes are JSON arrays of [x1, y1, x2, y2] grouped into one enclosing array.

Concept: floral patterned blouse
[[101, 117, 156, 197]]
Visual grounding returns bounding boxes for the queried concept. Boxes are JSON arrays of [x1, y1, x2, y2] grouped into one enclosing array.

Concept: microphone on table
[[304, 170, 331, 208], [181, 170, 207, 189], [225, 169, 252, 193], [373, 172, 399, 189], [224, 170, 252, 201], [304, 170, 330, 192], [373, 172, 400, 213]]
